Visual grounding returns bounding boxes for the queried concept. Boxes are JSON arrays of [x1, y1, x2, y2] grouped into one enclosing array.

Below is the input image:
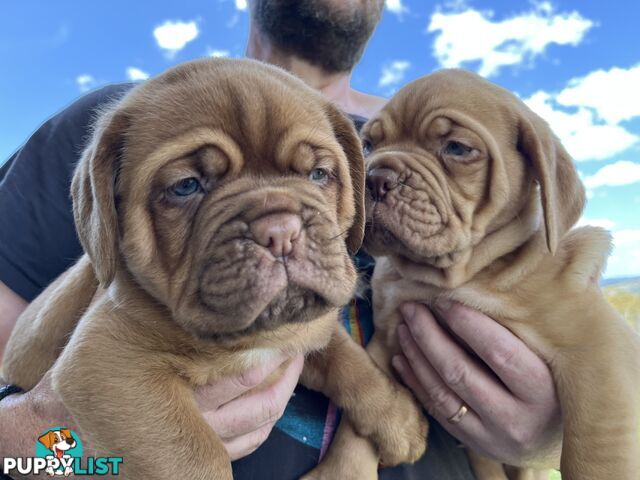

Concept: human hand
[[0, 371, 78, 480], [2, 353, 302, 466], [392, 301, 562, 468], [194, 353, 304, 460]]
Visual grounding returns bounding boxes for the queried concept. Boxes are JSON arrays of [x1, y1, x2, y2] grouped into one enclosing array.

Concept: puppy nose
[[367, 168, 399, 201], [250, 213, 302, 258]]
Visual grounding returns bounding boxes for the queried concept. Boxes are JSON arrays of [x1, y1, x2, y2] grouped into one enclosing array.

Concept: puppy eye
[[443, 141, 472, 157], [169, 177, 202, 197], [362, 139, 374, 157], [309, 168, 329, 184]]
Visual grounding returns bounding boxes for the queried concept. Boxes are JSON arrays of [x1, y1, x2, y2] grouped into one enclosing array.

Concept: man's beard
[[253, 0, 384, 73]]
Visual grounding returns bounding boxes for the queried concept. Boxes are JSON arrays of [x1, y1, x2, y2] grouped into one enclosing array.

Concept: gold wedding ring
[[447, 404, 468, 424]]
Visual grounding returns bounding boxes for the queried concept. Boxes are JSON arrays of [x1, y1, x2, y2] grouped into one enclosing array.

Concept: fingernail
[[435, 298, 452, 312], [391, 355, 403, 372], [401, 302, 417, 322]]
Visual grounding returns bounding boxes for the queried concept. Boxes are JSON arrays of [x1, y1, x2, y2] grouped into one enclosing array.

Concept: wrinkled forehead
[[120, 61, 335, 166], [367, 70, 521, 141]]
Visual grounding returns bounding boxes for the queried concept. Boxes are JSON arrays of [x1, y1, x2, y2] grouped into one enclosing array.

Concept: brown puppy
[[1, 58, 427, 478], [308, 69, 640, 480]]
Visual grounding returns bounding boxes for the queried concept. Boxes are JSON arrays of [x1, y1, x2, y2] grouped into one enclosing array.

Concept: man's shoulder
[[62, 83, 136, 120], [27, 83, 137, 158]]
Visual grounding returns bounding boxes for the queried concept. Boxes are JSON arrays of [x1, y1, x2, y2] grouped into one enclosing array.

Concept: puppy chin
[[182, 238, 355, 341], [364, 225, 428, 263], [363, 224, 399, 256], [184, 286, 332, 343], [364, 219, 461, 266]]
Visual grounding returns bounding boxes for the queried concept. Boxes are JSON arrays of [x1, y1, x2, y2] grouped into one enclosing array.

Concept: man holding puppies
[[0, 0, 562, 477]]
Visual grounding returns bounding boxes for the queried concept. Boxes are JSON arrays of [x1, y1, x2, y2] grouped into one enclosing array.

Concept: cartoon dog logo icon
[[38, 428, 77, 476]]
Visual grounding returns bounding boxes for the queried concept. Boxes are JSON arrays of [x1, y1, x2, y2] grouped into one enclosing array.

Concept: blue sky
[[1, 0, 639, 278]]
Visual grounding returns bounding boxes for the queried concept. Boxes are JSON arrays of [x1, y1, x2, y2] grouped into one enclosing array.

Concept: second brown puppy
[[306, 69, 640, 480]]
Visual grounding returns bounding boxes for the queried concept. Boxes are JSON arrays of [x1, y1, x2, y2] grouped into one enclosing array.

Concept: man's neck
[[246, 23, 386, 119]]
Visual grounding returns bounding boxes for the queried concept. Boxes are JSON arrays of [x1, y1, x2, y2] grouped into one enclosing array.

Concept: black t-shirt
[[0, 83, 474, 479]]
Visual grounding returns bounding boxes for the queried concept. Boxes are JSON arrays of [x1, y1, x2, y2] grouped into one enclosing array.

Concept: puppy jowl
[[2, 426, 123, 476]]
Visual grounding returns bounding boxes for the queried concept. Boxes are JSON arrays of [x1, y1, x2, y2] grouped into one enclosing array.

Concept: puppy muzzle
[[177, 188, 356, 340]]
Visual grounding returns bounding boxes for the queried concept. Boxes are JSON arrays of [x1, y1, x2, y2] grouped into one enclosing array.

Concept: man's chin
[[252, 0, 383, 73]]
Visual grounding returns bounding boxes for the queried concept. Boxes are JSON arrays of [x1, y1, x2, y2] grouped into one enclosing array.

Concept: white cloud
[[427, 3, 593, 77], [556, 64, 640, 125], [227, 14, 241, 28], [76, 74, 96, 93], [207, 49, 230, 58], [386, 0, 408, 16], [126, 67, 150, 81], [235, 0, 247, 11], [379, 60, 410, 88], [524, 64, 640, 162], [605, 229, 640, 279], [153, 20, 199, 57], [583, 161, 640, 189], [524, 91, 638, 162]]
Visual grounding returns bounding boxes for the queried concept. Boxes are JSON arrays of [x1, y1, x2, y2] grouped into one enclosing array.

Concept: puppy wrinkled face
[[361, 70, 540, 268], [362, 112, 491, 265], [111, 60, 359, 341]]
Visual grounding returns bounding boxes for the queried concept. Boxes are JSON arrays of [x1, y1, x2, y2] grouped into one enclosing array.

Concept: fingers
[[396, 301, 562, 466], [26, 370, 74, 426], [433, 300, 553, 401], [213, 355, 303, 461], [194, 352, 303, 462], [194, 351, 291, 410], [393, 325, 484, 435], [224, 422, 274, 461], [399, 303, 513, 420], [208, 354, 303, 439]]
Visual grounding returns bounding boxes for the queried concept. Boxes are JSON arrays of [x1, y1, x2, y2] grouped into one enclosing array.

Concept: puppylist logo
[[2, 427, 123, 476]]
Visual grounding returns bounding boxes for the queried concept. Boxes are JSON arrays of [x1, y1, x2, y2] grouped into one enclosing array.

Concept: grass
[[604, 284, 640, 332]]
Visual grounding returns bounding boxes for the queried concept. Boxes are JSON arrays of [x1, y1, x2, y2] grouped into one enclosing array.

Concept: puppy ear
[[323, 103, 366, 254], [61, 429, 73, 439], [71, 106, 128, 286], [517, 112, 585, 254], [38, 431, 55, 450]]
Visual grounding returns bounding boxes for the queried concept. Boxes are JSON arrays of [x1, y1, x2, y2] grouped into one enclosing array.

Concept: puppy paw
[[358, 386, 428, 466]]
